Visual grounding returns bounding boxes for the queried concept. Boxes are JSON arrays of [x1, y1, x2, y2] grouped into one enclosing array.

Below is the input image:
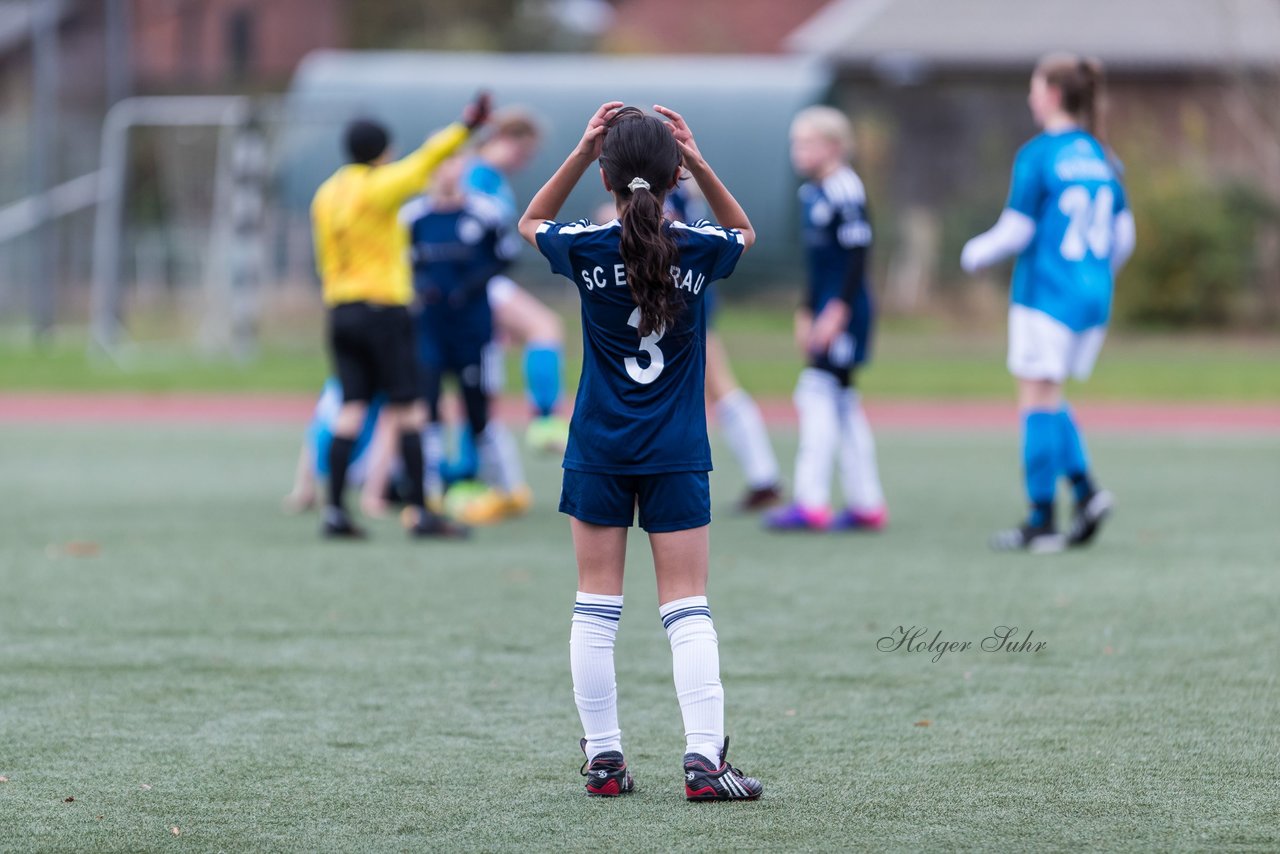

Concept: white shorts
[[486, 275, 520, 310], [1007, 304, 1106, 382]]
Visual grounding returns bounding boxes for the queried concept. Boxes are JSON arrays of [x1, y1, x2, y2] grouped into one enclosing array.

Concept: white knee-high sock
[[660, 595, 723, 763], [838, 388, 886, 512], [570, 592, 624, 762], [478, 422, 525, 494], [793, 368, 841, 510], [716, 388, 780, 490]]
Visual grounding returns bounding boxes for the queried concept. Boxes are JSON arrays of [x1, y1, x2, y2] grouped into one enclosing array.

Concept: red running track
[[1, 393, 1277, 434]]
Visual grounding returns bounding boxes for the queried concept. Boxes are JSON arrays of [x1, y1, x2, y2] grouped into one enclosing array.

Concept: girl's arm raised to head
[[518, 101, 623, 246], [654, 105, 755, 250]]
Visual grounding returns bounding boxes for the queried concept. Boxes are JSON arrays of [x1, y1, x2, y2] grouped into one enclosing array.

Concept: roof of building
[[600, 0, 830, 53], [786, 0, 1280, 73]]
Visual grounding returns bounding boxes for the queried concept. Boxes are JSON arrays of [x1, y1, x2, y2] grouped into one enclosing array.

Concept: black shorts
[[327, 302, 418, 405]]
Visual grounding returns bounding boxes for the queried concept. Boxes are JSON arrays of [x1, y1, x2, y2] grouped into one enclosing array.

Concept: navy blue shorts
[[809, 290, 874, 386], [559, 470, 711, 533]]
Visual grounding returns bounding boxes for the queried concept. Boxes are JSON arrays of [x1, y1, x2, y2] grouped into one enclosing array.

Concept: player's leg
[[323, 306, 372, 538], [459, 356, 532, 525], [641, 473, 761, 801], [379, 307, 466, 539], [766, 357, 842, 531], [417, 363, 446, 510], [834, 379, 888, 530], [705, 330, 781, 511], [282, 442, 317, 514], [833, 296, 888, 530], [563, 473, 634, 796], [490, 276, 570, 452], [284, 378, 340, 513], [993, 306, 1070, 552], [1061, 325, 1113, 546], [357, 414, 396, 518]]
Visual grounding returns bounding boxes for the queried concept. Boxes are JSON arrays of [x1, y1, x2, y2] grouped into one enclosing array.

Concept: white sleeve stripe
[[825, 168, 865, 205], [465, 194, 508, 226], [670, 220, 744, 244], [536, 221, 554, 234], [550, 220, 618, 236]]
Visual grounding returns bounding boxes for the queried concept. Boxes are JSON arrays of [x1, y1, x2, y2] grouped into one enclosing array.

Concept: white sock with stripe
[[570, 592, 623, 762], [716, 388, 780, 490], [793, 368, 841, 510], [660, 595, 723, 764], [838, 388, 886, 512]]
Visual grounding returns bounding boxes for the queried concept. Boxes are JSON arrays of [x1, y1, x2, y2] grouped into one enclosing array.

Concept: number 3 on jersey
[[625, 307, 665, 384], [1058, 185, 1114, 261]]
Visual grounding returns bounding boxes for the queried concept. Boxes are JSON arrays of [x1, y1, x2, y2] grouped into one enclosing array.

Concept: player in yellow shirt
[[311, 92, 490, 539]]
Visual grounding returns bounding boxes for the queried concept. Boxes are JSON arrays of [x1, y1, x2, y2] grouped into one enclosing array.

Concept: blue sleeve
[[685, 220, 746, 282], [534, 220, 581, 279], [464, 162, 504, 197], [1006, 144, 1044, 218]]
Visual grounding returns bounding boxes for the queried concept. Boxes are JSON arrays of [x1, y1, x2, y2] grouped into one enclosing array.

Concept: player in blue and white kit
[[665, 184, 782, 511], [518, 103, 763, 802], [463, 108, 573, 455], [400, 155, 529, 523], [281, 379, 383, 515], [962, 54, 1135, 552], [767, 106, 888, 533]]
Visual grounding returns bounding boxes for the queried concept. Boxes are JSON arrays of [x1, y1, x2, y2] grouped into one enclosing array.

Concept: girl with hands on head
[[519, 103, 764, 803]]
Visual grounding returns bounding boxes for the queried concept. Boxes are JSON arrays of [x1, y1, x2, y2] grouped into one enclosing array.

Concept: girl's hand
[[576, 101, 624, 160], [794, 308, 814, 352], [808, 300, 850, 354], [654, 105, 703, 166]]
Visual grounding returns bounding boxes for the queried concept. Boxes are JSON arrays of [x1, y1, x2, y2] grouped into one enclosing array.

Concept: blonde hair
[[791, 105, 855, 160], [1034, 52, 1106, 140], [479, 106, 544, 144]]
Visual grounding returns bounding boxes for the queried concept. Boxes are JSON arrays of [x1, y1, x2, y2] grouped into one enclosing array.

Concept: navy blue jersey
[[799, 165, 875, 363], [664, 187, 720, 325], [400, 194, 516, 366], [799, 166, 873, 313], [1007, 129, 1128, 331], [536, 218, 745, 474]]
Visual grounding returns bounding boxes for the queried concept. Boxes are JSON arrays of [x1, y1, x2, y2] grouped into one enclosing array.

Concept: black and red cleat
[[683, 737, 762, 801], [737, 483, 783, 513], [579, 738, 634, 797]]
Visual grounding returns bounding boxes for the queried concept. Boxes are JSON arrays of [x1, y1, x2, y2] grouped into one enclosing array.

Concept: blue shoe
[[764, 504, 830, 532], [831, 506, 888, 532]]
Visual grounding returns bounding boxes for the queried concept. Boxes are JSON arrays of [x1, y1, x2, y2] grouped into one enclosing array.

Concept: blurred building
[[780, 0, 1280, 317], [599, 0, 828, 53], [131, 0, 344, 90]]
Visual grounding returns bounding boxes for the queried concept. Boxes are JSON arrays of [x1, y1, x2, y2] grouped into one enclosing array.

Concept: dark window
[[227, 8, 255, 80]]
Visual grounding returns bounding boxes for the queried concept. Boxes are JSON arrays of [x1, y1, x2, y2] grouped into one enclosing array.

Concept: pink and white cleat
[[764, 504, 831, 532], [832, 506, 888, 532]]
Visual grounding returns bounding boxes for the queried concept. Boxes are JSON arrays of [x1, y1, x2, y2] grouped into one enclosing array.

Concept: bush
[[1117, 172, 1279, 327]]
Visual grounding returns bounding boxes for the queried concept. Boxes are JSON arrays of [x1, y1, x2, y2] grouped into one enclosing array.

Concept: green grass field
[[4, 307, 1280, 400], [2, 424, 1277, 851]]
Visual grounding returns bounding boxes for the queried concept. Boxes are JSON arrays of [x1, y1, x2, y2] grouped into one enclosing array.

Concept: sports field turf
[[2, 424, 1277, 851]]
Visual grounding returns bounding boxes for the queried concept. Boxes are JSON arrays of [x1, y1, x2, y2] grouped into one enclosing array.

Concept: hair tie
[[628, 177, 650, 192]]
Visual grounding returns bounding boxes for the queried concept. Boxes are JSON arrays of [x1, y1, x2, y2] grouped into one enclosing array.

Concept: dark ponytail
[[601, 107, 682, 338], [1036, 52, 1107, 142]]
